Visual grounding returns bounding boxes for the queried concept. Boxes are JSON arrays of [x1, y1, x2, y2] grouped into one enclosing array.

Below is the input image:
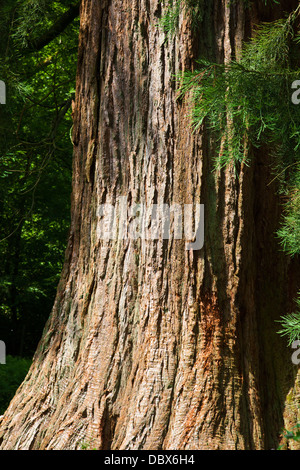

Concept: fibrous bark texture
[[0, 0, 299, 450]]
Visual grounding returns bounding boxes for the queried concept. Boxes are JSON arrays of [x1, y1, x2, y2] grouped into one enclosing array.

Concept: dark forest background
[[0, 0, 79, 413]]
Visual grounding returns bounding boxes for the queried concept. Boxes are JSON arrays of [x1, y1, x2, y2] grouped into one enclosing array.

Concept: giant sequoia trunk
[[0, 0, 300, 450]]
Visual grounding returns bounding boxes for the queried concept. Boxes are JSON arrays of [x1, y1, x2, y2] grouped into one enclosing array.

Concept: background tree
[[0, 0, 79, 357], [0, 0, 300, 450]]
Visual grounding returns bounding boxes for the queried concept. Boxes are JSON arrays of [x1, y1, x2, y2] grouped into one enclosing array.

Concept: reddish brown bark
[[0, 0, 299, 450]]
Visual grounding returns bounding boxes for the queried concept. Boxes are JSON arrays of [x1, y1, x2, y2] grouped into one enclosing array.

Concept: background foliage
[[0, 0, 79, 358], [0, 355, 32, 414]]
